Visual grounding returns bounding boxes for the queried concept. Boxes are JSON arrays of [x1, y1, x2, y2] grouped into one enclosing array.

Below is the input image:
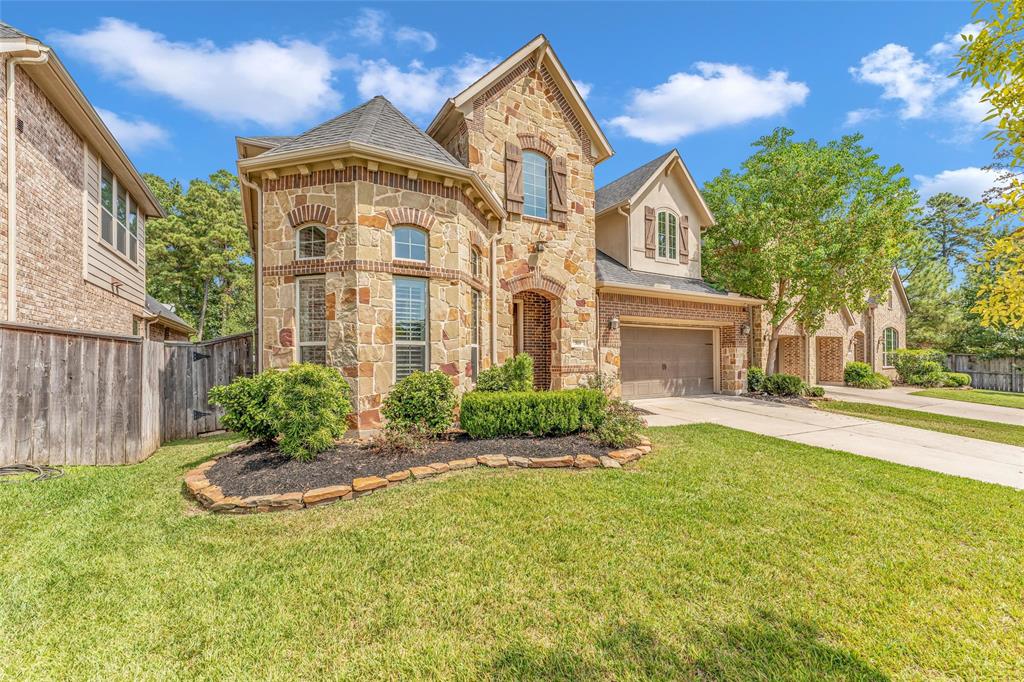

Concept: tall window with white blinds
[[297, 276, 327, 364], [395, 277, 428, 380]]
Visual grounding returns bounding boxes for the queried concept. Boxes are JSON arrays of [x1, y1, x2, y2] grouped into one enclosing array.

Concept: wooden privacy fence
[[947, 353, 1024, 393], [0, 322, 254, 466]]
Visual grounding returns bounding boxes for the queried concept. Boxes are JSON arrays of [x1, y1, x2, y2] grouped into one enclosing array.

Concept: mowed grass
[[2, 426, 1023, 680], [913, 387, 1024, 410], [818, 400, 1024, 447]]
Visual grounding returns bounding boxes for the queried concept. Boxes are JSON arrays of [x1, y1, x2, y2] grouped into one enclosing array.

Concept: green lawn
[[818, 400, 1024, 447], [913, 387, 1024, 410], [2, 426, 1023, 680]]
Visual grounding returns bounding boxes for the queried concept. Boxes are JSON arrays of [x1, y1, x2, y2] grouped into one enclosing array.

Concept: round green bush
[[762, 373, 804, 397], [475, 353, 534, 392], [844, 361, 873, 386], [592, 399, 645, 448], [849, 372, 892, 389], [908, 360, 945, 388], [208, 370, 282, 443], [942, 372, 972, 388], [747, 367, 766, 393], [803, 385, 825, 398], [268, 364, 352, 461], [382, 370, 457, 434], [890, 349, 947, 385]]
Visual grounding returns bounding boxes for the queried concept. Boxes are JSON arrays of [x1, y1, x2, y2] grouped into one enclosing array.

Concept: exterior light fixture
[[739, 322, 751, 336], [609, 317, 620, 330], [536, 240, 547, 252]]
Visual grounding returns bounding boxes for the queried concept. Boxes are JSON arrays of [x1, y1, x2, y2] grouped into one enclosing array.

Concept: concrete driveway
[[824, 384, 1024, 426], [634, 395, 1024, 490]]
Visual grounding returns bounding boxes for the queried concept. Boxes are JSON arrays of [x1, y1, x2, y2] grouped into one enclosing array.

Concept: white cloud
[[844, 107, 882, 127], [350, 8, 385, 44], [928, 21, 985, 58], [608, 63, 809, 143], [96, 108, 168, 152], [948, 85, 992, 126], [572, 80, 592, 99], [914, 167, 1001, 201], [352, 55, 497, 116], [394, 26, 437, 52], [849, 43, 953, 119], [51, 18, 340, 128]]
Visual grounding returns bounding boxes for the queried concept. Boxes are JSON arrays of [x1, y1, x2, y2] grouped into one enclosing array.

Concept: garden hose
[[0, 463, 64, 482]]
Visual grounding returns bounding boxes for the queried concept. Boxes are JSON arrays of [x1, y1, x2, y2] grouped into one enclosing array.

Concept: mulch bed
[[208, 434, 615, 499], [743, 392, 819, 408]]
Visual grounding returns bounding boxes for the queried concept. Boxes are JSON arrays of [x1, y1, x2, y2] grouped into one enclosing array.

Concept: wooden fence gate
[[161, 332, 255, 442]]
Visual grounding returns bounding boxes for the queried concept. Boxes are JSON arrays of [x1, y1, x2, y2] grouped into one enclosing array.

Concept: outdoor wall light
[[609, 317, 620, 330], [739, 322, 751, 336], [536, 240, 547, 252]]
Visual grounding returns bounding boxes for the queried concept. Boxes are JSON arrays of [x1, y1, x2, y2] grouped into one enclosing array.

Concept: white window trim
[[470, 289, 481, 381], [99, 162, 141, 266], [393, 226, 429, 263], [522, 150, 550, 220], [655, 208, 679, 263], [394, 276, 429, 381], [296, 275, 327, 364], [295, 225, 327, 261], [882, 327, 899, 368]]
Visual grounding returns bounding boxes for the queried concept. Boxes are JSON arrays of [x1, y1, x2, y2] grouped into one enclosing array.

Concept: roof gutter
[[596, 281, 765, 306], [5, 45, 51, 321]]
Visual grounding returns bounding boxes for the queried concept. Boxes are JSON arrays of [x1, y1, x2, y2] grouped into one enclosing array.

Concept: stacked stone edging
[[184, 437, 653, 514]]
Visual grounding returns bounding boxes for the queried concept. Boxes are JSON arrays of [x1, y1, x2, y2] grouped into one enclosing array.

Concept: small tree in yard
[[702, 128, 918, 373]]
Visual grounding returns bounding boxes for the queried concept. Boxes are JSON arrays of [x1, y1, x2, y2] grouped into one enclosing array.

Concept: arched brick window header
[[385, 207, 436, 231], [287, 203, 334, 228], [505, 269, 566, 298], [517, 133, 556, 158]]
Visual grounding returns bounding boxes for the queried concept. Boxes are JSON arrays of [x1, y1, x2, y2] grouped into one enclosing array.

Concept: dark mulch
[[743, 392, 814, 408], [207, 434, 615, 498]]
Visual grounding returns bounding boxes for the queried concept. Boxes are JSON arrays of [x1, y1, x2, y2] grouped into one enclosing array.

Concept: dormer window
[[394, 226, 428, 262], [522, 151, 549, 219], [657, 211, 678, 260], [296, 225, 326, 260]]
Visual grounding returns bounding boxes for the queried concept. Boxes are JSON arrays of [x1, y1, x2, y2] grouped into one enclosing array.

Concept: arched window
[[657, 210, 678, 260], [883, 327, 899, 367], [470, 246, 481, 278], [296, 225, 326, 260], [522, 151, 549, 219], [394, 226, 428, 262]]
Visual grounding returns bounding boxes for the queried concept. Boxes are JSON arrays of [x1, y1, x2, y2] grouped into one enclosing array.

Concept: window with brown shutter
[[505, 142, 523, 214], [550, 155, 567, 221], [644, 206, 656, 258], [679, 214, 690, 264]]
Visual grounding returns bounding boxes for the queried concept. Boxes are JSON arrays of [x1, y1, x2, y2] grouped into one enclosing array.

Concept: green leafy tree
[[144, 170, 253, 339], [920, 193, 986, 271], [702, 128, 918, 373]]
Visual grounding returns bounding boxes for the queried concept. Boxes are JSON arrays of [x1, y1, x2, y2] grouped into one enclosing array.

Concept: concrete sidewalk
[[635, 395, 1024, 490], [823, 384, 1024, 426]]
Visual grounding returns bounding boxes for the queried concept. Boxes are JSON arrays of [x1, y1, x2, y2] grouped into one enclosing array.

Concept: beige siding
[[595, 209, 629, 265], [629, 169, 703, 279]]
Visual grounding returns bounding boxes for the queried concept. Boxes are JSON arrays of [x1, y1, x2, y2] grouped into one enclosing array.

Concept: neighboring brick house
[[145, 295, 195, 342], [0, 23, 163, 335], [750, 271, 910, 382]]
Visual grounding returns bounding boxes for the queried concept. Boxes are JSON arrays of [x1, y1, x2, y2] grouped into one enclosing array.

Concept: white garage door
[[620, 326, 715, 399]]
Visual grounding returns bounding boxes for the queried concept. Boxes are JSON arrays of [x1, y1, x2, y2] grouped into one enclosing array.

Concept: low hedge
[[942, 372, 972, 388], [762, 373, 804, 397], [460, 388, 606, 439], [849, 372, 892, 389], [890, 349, 947, 385]]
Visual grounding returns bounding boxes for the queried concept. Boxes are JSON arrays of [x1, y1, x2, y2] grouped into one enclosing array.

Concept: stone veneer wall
[[442, 62, 598, 386], [0, 60, 143, 332], [259, 167, 493, 430], [598, 292, 750, 395]]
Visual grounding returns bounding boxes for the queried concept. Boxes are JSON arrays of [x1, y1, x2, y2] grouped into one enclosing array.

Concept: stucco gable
[[597, 150, 714, 227]]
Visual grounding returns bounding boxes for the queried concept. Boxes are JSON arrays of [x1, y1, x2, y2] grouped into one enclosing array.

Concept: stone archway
[[507, 270, 565, 391]]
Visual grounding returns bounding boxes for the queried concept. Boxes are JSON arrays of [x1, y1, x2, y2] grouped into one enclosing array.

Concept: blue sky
[[3, 1, 999, 201]]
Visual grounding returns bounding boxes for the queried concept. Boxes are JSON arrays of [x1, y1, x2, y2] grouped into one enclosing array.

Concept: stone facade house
[[750, 271, 910, 382], [0, 23, 165, 335]]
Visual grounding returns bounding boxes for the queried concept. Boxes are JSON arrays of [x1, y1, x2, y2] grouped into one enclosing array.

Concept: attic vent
[[15, 118, 24, 134]]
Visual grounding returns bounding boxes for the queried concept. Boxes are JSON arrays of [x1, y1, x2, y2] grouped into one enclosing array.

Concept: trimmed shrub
[[460, 388, 606, 439], [747, 366, 766, 393], [268, 364, 352, 461], [475, 353, 534, 392], [909, 360, 945, 387], [803, 385, 825, 398], [890, 349, 947, 384], [382, 370, 456, 434], [208, 370, 282, 443], [592, 399, 646, 448], [942, 372, 972, 388], [849, 372, 892, 389], [843, 362, 873, 386], [762, 373, 804, 397]]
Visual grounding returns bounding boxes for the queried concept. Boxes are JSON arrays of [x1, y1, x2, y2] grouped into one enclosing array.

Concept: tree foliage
[[702, 128, 919, 372], [144, 170, 253, 340], [920, 193, 986, 271]]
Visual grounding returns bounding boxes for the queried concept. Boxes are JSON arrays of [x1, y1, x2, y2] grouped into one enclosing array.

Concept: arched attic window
[[394, 226, 428, 262], [296, 225, 326, 260]]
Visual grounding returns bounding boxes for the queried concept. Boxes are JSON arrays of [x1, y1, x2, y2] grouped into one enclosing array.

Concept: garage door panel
[[620, 326, 715, 399]]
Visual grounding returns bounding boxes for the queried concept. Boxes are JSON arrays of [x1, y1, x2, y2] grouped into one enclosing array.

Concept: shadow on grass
[[486, 612, 888, 681]]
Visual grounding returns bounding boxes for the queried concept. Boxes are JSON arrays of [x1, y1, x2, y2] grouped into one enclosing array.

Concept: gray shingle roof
[[261, 96, 464, 169], [595, 151, 675, 213], [146, 295, 194, 332], [0, 22, 36, 41], [596, 250, 736, 299], [243, 135, 294, 148]]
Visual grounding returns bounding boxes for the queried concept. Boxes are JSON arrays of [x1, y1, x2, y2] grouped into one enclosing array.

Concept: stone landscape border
[[184, 437, 654, 514]]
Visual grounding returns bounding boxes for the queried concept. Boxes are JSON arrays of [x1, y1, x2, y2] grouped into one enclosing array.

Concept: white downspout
[[490, 224, 500, 365], [5, 47, 51, 321], [239, 173, 264, 371], [616, 204, 631, 270]]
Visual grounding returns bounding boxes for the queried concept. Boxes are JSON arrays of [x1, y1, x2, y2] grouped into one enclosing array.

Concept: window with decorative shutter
[[550, 156, 567, 221], [644, 206, 656, 258], [505, 142, 523, 214]]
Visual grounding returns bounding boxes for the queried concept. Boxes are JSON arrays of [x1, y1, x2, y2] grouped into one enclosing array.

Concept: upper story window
[[883, 327, 899, 368], [297, 225, 326, 260], [657, 211, 678, 260], [394, 226, 428, 262], [522, 151, 549, 219], [99, 162, 141, 264], [470, 247, 481, 278]]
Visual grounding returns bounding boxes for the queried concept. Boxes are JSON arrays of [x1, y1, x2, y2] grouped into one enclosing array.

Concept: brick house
[[0, 23, 170, 337], [751, 273, 910, 382]]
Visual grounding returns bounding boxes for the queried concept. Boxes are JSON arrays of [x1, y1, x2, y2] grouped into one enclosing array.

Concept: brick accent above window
[[517, 132, 556, 157], [505, 269, 566, 298], [384, 207, 437, 231], [287, 203, 334, 228]]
